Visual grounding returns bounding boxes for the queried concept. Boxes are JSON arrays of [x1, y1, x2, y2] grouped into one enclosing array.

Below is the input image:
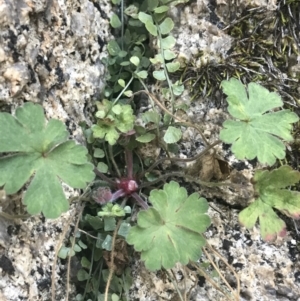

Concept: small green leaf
[[138, 12, 153, 24], [112, 0, 121, 4], [73, 244, 81, 252], [94, 148, 105, 158], [164, 126, 182, 143], [135, 70, 148, 79], [118, 50, 128, 57], [102, 235, 112, 251], [118, 79, 125, 88], [110, 13, 122, 28], [148, 0, 159, 11], [85, 214, 103, 230], [159, 35, 176, 49], [150, 54, 163, 64], [164, 50, 177, 60], [111, 294, 120, 301], [78, 240, 88, 249], [107, 40, 121, 56], [81, 257, 91, 268], [145, 21, 158, 36], [124, 90, 133, 97], [58, 246, 72, 259], [97, 162, 108, 173], [153, 70, 166, 80], [124, 5, 138, 18], [220, 78, 299, 166], [126, 181, 210, 271], [77, 269, 89, 281], [154, 6, 169, 13], [130, 56, 140, 66], [159, 17, 174, 35], [142, 111, 160, 124], [172, 82, 184, 96], [136, 133, 156, 143], [104, 217, 116, 231], [118, 222, 131, 238], [166, 62, 180, 72], [120, 61, 130, 66], [141, 57, 150, 68]]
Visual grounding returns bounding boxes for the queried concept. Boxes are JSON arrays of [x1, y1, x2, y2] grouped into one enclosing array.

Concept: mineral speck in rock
[[0, 255, 15, 275]]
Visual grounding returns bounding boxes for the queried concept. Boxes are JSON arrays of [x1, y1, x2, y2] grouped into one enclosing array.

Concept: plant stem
[[132, 192, 149, 209], [109, 144, 121, 178], [141, 139, 221, 177], [125, 148, 133, 179], [112, 76, 134, 106], [93, 167, 116, 186], [140, 171, 237, 189], [110, 189, 126, 202], [104, 219, 122, 301]]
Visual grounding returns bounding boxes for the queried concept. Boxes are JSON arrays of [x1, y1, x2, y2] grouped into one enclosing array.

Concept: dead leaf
[[103, 238, 129, 276], [187, 153, 230, 181]]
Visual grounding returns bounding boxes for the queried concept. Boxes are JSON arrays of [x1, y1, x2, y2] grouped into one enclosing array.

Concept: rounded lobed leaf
[[0, 103, 95, 218], [220, 79, 299, 166], [239, 165, 300, 241], [126, 181, 210, 271]]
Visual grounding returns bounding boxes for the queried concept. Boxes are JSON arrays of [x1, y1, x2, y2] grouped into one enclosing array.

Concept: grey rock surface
[[0, 0, 112, 300], [0, 0, 300, 300]]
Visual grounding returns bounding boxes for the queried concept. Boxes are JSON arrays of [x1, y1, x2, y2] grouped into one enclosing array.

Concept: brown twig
[[104, 219, 122, 301]]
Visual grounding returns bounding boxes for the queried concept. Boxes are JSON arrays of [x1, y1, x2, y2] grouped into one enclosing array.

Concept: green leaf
[[73, 244, 82, 252], [0, 103, 95, 218], [92, 102, 135, 145], [138, 12, 153, 24], [220, 78, 299, 166], [130, 56, 140, 66], [166, 62, 180, 72], [159, 35, 176, 49], [145, 21, 158, 36], [118, 222, 131, 238], [85, 214, 103, 230], [142, 111, 160, 124], [102, 235, 112, 251], [94, 148, 105, 158], [58, 246, 75, 259], [239, 165, 300, 241], [136, 133, 156, 143], [172, 82, 184, 96], [107, 40, 121, 56], [104, 217, 116, 231], [163, 126, 182, 143], [159, 17, 174, 35], [150, 54, 163, 64], [126, 181, 210, 271], [153, 70, 166, 80], [124, 90, 133, 97], [77, 269, 89, 281], [164, 50, 177, 60], [154, 6, 169, 13], [81, 256, 91, 268], [110, 13, 122, 28], [148, 0, 159, 11], [124, 5, 139, 18], [135, 70, 148, 79], [118, 79, 125, 88], [118, 50, 128, 58], [97, 162, 108, 173]]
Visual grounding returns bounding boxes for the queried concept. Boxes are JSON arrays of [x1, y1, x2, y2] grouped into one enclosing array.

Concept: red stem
[[125, 148, 133, 179]]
